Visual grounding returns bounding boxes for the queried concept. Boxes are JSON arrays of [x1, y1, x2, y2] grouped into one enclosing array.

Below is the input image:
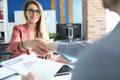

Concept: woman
[[8, 0, 68, 63], [8, 0, 49, 58]]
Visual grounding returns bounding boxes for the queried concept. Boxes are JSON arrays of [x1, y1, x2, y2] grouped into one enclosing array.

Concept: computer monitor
[[55, 23, 82, 41]]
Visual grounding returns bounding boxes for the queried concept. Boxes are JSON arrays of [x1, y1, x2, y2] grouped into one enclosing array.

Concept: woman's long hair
[[23, 0, 49, 40]]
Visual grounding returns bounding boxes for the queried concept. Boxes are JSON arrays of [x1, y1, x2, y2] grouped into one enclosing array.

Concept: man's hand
[[21, 73, 38, 80]]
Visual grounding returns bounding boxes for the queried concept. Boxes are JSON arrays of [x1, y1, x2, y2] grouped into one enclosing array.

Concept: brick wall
[[82, 0, 106, 42]]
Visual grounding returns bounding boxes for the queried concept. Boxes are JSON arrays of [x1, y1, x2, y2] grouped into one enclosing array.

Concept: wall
[[73, 0, 82, 23], [7, 0, 82, 24], [106, 9, 120, 32], [6, 0, 119, 42], [83, 0, 106, 41], [8, 0, 50, 22]]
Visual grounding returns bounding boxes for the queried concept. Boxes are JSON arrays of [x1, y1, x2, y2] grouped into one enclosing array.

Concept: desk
[[0, 54, 73, 80], [3, 73, 72, 80], [3, 75, 21, 80], [0, 63, 72, 80]]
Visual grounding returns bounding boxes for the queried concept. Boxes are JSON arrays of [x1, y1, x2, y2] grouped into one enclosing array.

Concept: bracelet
[[21, 41, 27, 49], [44, 55, 48, 59]]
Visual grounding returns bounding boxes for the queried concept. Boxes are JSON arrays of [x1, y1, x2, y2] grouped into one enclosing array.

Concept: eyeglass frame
[[27, 8, 41, 15]]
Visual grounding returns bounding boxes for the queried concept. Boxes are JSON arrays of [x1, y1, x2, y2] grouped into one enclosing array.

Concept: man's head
[[103, 0, 120, 12]]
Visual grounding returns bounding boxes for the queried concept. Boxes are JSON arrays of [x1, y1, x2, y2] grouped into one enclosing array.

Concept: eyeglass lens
[[27, 9, 40, 14]]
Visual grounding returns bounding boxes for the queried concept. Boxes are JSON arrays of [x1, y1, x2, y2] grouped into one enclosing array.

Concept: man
[[22, 0, 120, 80], [71, 0, 120, 79]]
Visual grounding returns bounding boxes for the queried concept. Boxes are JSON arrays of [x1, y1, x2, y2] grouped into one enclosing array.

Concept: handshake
[[20, 38, 57, 56], [20, 38, 68, 63]]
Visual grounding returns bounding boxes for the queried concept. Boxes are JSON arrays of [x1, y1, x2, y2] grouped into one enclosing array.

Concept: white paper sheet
[[0, 54, 39, 76], [0, 54, 64, 80], [0, 67, 16, 79], [30, 58, 64, 80]]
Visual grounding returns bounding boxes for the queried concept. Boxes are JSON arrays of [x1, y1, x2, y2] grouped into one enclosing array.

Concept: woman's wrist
[[19, 41, 27, 50], [21, 41, 27, 49]]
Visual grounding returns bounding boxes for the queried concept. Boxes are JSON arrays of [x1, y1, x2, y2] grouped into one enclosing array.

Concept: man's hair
[[103, 0, 120, 9]]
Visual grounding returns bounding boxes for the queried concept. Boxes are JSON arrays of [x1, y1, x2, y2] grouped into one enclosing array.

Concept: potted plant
[[49, 33, 56, 41]]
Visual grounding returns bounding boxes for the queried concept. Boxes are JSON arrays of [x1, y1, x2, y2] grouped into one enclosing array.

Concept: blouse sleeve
[[8, 25, 23, 52]]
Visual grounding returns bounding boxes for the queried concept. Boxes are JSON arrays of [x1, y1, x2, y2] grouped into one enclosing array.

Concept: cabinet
[[0, 0, 8, 43]]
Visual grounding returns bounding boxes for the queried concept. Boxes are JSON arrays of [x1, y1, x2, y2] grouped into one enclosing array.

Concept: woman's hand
[[23, 38, 49, 55], [21, 73, 38, 80]]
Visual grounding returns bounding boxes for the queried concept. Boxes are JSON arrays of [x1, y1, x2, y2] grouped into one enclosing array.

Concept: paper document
[[0, 67, 16, 79], [0, 54, 68, 80], [0, 54, 39, 76], [30, 57, 64, 80]]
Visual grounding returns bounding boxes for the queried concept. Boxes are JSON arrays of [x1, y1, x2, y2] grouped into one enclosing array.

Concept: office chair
[[0, 43, 14, 62]]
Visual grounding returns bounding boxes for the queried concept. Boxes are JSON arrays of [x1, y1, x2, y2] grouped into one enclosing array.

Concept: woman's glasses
[[27, 9, 40, 15]]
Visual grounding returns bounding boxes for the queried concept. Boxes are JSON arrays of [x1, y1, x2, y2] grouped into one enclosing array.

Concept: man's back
[[72, 21, 120, 80]]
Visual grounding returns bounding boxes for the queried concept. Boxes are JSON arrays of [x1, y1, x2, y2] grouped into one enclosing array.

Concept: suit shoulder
[[13, 23, 27, 31]]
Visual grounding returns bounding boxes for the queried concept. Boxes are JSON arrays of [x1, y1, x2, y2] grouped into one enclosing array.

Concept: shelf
[[0, 0, 8, 43], [0, 9, 3, 11], [0, 1, 3, 10], [0, 30, 4, 32], [0, 19, 3, 22]]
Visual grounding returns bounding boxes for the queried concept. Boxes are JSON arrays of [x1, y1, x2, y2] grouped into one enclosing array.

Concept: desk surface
[[0, 65, 72, 80], [0, 62, 72, 80], [3, 73, 71, 80], [0, 54, 73, 80]]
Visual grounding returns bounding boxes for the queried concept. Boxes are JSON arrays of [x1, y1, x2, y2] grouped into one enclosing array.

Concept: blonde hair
[[24, 0, 49, 40]]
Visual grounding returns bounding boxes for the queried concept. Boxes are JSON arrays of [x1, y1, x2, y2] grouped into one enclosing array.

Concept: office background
[[1, 0, 118, 43], [8, 0, 82, 24]]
